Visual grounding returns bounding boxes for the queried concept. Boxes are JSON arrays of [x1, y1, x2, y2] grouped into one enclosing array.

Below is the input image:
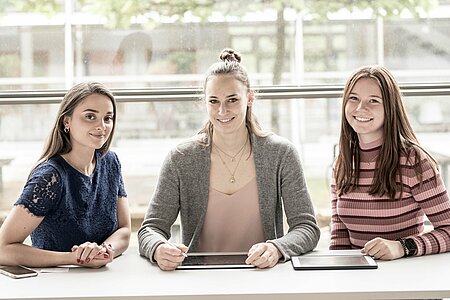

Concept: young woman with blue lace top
[[0, 82, 130, 268]]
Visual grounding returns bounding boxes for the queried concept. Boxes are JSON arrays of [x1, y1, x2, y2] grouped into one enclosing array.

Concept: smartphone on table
[[0, 265, 38, 279]]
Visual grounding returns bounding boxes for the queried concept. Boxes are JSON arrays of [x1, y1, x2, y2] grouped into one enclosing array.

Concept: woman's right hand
[[154, 242, 188, 271], [361, 237, 404, 260], [71, 242, 112, 268]]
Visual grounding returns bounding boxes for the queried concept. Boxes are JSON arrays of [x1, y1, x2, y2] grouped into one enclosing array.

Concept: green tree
[[0, 0, 63, 16]]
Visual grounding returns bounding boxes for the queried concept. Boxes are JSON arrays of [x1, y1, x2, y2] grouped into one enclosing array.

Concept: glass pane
[[385, 19, 450, 75], [1, 1, 450, 243], [1, 2, 449, 89], [1, 93, 450, 232]]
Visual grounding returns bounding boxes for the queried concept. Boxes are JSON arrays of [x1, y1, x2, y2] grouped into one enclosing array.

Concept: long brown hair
[[33, 82, 117, 172], [197, 48, 268, 144], [334, 65, 437, 199]]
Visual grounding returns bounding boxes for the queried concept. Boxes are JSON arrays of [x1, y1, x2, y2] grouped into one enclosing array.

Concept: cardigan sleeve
[[268, 141, 320, 260], [137, 150, 181, 263]]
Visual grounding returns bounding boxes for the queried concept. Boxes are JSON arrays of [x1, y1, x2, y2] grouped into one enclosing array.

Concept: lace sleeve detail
[[15, 164, 63, 217]]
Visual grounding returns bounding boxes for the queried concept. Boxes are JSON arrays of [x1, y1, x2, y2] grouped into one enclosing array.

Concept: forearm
[[412, 172, 450, 256], [0, 243, 73, 267], [329, 225, 352, 249], [329, 237, 352, 250], [137, 225, 167, 262], [412, 226, 450, 256], [138, 200, 179, 261], [271, 221, 320, 261], [329, 187, 352, 249], [329, 220, 352, 249], [102, 227, 130, 258]]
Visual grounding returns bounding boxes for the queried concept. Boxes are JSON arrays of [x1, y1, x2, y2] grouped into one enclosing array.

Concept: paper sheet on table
[[29, 267, 70, 273]]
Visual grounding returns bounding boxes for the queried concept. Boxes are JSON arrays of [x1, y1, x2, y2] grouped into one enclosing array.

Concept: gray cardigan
[[138, 134, 320, 262]]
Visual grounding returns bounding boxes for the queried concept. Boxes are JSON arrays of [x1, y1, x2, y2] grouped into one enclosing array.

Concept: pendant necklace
[[213, 138, 247, 162], [214, 137, 248, 183]]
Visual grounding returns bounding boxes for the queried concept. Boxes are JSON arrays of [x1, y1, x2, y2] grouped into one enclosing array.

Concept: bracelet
[[404, 238, 418, 256], [396, 238, 409, 257]]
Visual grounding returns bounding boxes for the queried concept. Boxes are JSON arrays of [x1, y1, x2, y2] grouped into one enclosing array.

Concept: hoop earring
[[64, 127, 70, 133]]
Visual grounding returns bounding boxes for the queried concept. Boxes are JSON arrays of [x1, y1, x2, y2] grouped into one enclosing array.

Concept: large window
[[1, 1, 450, 233]]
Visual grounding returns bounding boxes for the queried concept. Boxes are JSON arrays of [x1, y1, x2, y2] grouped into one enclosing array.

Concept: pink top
[[197, 177, 265, 252], [330, 138, 450, 256]]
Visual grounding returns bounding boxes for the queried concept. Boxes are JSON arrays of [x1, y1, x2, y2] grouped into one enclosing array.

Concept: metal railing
[[1, 83, 450, 105]]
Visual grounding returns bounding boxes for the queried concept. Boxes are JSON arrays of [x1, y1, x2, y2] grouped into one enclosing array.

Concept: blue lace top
[[15, 150, 127, 252]]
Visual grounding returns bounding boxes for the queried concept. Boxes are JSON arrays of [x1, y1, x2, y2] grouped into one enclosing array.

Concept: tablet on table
[[177, 252, 255, 270], [291, 251, 378, 270]]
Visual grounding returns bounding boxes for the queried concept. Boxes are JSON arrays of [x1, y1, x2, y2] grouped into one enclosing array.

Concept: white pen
[[165, 240, 188, 258], [145, 227, 188, 257]]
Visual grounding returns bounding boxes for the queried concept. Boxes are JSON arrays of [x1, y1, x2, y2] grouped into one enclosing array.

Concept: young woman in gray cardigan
[[138, 48, 320, 270]]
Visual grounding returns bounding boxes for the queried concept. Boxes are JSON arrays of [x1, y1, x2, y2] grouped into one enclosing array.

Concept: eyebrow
[[207, 94, 238, 99], [83, 109, 99, 113], [82, 109, 113, 114], [349, 92, 382, 99], [209, 93, 238, 97]]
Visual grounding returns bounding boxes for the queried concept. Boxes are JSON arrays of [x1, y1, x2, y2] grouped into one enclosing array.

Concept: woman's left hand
[[71, 242, 114, 268], [362, 237, 404, 260], [245, 242, 281, 268]]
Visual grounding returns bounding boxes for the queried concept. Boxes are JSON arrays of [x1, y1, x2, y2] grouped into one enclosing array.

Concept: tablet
[[291, 254, 377, 270], [177, 252, 255, 270]]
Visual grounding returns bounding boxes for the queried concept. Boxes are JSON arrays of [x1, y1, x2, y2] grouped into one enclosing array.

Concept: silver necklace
[[213, 139, 247, 162], [214, 137, 248, 183], [64, 154, 95, 176]]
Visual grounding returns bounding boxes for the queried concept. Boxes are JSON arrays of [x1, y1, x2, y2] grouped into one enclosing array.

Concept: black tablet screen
[[181, 254, 248, 266]]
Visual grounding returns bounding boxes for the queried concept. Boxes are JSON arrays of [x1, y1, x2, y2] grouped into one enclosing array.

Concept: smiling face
[[205, 75, 254, 137], [345, 77, 385, 144], [63, 93, 114, 152]]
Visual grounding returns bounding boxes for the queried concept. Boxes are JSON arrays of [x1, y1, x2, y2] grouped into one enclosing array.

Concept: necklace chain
[[64, 154, 95, 176], [213, 139, 247, 162], [214, 137, 248, 183]]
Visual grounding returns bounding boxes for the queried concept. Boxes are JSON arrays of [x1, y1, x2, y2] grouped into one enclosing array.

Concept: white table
[[1, 249, 450, 300]]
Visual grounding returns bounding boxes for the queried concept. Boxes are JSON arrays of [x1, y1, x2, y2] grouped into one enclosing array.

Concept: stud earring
[[64, 127, 70, 133]]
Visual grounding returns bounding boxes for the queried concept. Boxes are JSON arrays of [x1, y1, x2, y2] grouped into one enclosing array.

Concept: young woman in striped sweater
[[330, 65, 450, 260]]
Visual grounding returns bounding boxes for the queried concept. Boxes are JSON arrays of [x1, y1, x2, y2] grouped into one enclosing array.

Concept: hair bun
[[219, 48, 241, 63]]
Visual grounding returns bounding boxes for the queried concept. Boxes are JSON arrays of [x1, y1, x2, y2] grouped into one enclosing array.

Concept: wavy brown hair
[[334, 65, 437, 199], [197, 48, 268, 144], [33, 82, 117, 172]]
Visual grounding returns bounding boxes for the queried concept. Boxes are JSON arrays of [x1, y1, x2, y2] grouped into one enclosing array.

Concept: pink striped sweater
[[330, 139, 450, 256]]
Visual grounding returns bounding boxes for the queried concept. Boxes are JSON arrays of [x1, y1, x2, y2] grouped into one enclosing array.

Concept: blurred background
[[1, 0, 450, 246]]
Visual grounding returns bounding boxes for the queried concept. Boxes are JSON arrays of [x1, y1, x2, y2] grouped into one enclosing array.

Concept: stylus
[[165, 241, 188, 257], [145, 226, 188, 257]]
